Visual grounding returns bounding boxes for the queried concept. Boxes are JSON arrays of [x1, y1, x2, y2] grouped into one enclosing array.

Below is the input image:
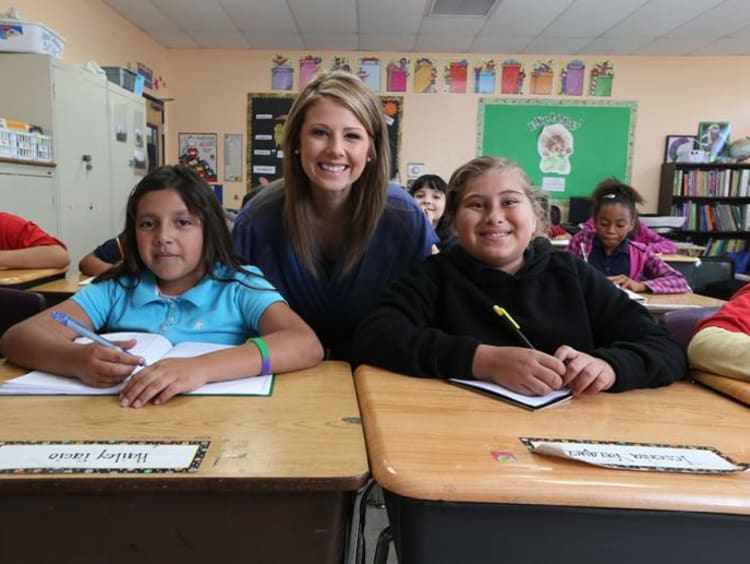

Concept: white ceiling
[[103, 0, 750, 56]]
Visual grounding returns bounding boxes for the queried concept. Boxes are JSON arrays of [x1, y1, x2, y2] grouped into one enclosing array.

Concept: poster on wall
[[246, 93, 403, 192], [478, 98, 637, 198], [178, 133, 218, 182]]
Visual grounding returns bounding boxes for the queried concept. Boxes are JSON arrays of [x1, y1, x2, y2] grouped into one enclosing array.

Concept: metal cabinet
[[0, 53, 145, 264]]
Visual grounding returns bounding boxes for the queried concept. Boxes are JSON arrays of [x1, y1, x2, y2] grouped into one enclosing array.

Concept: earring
[[294, 148, 300, 155], [367, 157, 372, 162]]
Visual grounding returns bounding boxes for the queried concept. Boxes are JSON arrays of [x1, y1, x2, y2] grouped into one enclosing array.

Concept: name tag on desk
[[521, 437, 748, 474], [0, 440, 209, 474]]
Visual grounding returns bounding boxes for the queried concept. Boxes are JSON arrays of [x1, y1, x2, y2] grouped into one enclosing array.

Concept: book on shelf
[[0, 332, 274, 396]]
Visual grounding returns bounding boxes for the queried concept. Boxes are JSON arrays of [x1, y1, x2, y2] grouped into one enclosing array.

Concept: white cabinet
[[0, 53, 145, 265], [0, 161, 57, 235]]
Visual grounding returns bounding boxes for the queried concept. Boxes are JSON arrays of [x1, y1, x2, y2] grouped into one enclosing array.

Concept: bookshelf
[[658, 162, 750, 257]]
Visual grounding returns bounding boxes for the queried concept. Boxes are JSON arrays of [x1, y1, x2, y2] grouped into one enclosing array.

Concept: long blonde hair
[[282, 71, 391, 275]]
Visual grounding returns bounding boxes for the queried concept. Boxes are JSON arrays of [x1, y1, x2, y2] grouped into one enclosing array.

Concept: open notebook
[[0, 332, 273, 396], [449, 378, 572, 411]]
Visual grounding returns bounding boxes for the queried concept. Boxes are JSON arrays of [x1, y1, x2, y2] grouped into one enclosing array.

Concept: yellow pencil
[[493, 305, 535, 349]]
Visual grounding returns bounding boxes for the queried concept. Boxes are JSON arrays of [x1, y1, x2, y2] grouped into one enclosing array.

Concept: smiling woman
[[233, 71, 437, 361]]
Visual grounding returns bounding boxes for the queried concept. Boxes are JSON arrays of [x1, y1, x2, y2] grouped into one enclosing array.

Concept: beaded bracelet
[[248, 337, 271, 375]]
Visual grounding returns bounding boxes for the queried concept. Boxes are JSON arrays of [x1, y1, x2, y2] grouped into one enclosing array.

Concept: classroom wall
[[7, 1, 750, 214]]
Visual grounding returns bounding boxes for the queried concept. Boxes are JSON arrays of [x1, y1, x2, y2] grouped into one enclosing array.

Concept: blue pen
[[51, 311, 140, 360]]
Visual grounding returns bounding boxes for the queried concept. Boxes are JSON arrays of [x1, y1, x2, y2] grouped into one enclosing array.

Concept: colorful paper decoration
[[560, 60, 585, 96], [299, 55, 322, 88], [590, 61, 614, 96], [270, 54, 294, 91], [387, 58, 410, 92], [530, 60, 553, 95], [501, 59, 525, 94], [358, 57, 381, 92], [474, 59, 496, 94], [444, 59, 468, 94], [414, 57, 437, 93]]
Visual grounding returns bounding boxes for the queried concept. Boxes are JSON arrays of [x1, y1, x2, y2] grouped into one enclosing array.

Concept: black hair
[[590, 177, 644, 220], [408, 174, 448, 196], [96, 165, 261, 289], [550, 204, 562, 226]]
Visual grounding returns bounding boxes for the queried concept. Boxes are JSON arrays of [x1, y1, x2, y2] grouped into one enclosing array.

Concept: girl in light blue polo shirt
[[1, 166, 323, 407]]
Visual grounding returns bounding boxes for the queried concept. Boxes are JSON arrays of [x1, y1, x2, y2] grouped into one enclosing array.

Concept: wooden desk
[[355, 366, 750, 564], [641, 291, 725, 315], [660, 253, 700, 263], [693, 369, 750, 407], [28, 272, 88, 305], [0, 266, 67, 289], [0, 361, 368, 564]]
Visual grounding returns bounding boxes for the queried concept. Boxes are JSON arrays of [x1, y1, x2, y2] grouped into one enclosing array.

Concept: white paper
[[524, 439, 747, 473], [0, 332, 273, 396], [450, 379, 571, 409], [542, 177, 566, 192], [0, 443, 202, 471]]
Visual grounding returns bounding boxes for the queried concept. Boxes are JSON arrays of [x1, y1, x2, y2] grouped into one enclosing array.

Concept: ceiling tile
[[148, 30, 199, 48], [664, 0, 750, 37], [691, 37, 750, 56], [220, 0, 297, 32], [358, 34, 418, 51], [357, 0, 426, 34], [604, 0, 724, 37], [469, 36, 533, 53], [243, 32, 305, 50], [633, 36, 716, 55], [576, 36, 652, 55], [543, 0, 648, 37], [188, 31, 250, 49], [104, 0, 179, 31], [420, 16, 486, 35], [479, 0, 574, 36], [151, 0, 237, 31], [288, 0, 356, 34], [522, 36, 594, 54], [414, 34, 476, 52], [301, 33, 358, 50]]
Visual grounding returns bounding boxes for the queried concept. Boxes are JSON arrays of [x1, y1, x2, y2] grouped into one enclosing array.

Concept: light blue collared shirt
[[72, 264, 285, 345]]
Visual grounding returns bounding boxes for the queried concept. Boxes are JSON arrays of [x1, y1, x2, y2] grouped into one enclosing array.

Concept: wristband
[[248, 337, 271, 375]]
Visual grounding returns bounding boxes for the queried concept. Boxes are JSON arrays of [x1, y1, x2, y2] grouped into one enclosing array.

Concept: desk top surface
[[29, 272, 88, 294], [0, 361, 368, 492], [693, 370, 750, 407], [0, 266, 68, 287], [355, 366, 750, 514], [641, 291, 726, 309]]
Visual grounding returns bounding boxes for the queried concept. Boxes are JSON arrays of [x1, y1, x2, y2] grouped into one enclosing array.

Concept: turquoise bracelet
[[248, 337, 271, 375]]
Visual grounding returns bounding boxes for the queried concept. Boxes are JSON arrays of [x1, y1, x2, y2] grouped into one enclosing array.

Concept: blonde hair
[[445, 156, 541, 228], [282, 71, 391, 275]]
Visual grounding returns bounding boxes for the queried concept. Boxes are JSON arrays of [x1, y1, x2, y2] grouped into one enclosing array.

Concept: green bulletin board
[[478, 98, 637, 198]]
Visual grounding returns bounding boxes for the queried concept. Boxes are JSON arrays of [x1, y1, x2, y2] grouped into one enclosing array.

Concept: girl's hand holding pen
[[554, 345, 615, 395], [81, 337, 143, 388], [472, 344, 566, 396]]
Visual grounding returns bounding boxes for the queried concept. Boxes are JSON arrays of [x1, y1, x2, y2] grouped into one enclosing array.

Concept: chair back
[[658, 306, 721, 349], [0, 288, 47, 338], [690, 257, 734, 294]]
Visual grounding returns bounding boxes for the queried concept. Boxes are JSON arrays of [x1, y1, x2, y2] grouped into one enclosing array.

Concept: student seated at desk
[[0, 166, 323, 408], [572, 178, 677, 254], [687, 283, 750, 381], [0, 211, 70, 269], [78, 234, 125, 276], [567, 181, 690, 294], [352, 156, 686, 396]]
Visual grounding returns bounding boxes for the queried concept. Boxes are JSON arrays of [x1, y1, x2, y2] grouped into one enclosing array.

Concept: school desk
[[693, 369, 750, 407], [28, 272, 88, 305], [0, 266, 67, 289], [0, 360, 368, 564], [638, 290, 725, 315], [355, 365, 750, 564]]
